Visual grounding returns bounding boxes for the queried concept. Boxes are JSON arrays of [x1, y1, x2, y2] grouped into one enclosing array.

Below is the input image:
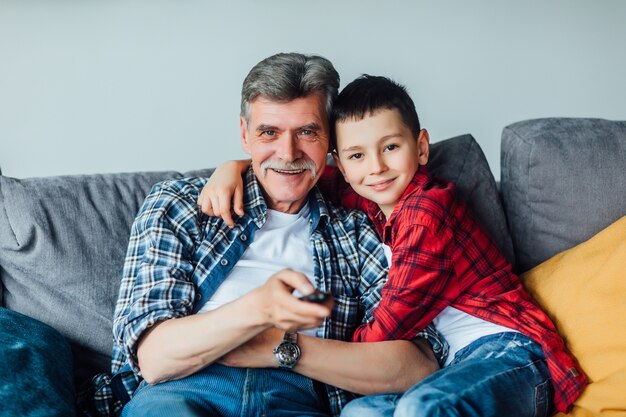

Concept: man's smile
[[270, 168, 307, 175]]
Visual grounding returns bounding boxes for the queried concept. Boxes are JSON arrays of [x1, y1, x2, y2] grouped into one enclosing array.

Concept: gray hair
[[240, 52, 340, 124]]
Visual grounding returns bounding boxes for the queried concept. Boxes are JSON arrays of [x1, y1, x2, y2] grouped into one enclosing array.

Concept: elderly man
[[92, 52, 443, 417]]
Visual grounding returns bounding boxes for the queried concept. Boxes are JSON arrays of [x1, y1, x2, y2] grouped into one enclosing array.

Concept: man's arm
[[137, 270, 330, 384], [218, 328, 438, 395], [114, 181, 331, 384], [297, 336, 438, 395]]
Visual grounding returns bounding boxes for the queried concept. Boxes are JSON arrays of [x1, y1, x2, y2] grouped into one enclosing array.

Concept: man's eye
[[262, 130, 276, 137], [348, 153, 363, 160], [299, 129, 317, 141], [384, 144, 399, 152]]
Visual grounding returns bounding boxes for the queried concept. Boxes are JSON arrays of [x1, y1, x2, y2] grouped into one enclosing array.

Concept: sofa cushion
[[429, 134, 515, 265], [521, 215, 626, 417], [0, 132, 511, 386], [501, 118, 626, 273], [0, 307, 76, 417], [0, 169, 213, 385]]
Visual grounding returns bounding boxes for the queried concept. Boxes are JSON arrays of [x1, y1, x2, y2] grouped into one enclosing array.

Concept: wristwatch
[[273, 332, 301, 369]]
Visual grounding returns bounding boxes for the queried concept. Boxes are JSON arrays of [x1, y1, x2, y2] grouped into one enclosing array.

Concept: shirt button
[[195, 294, 201, 301], [220, 259, 229, 266], [240, 234, 247, 241]]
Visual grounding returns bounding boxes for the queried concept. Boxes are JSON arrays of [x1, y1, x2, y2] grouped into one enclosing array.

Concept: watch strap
[[284, 332, 298, 344]]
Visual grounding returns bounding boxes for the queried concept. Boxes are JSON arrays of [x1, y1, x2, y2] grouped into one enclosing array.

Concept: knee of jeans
[[395, 387, 453, 417], [123, 387, 191, 417], [341, 395, 397, 417], [341, 400, 371, 417]]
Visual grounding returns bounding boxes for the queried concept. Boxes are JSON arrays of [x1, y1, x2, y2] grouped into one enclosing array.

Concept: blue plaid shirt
[[88, 168, 446, 417]]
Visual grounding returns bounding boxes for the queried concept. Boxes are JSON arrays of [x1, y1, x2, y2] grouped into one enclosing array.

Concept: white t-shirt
[[383, 244, 517, 366], [198, 204, 319, 336]]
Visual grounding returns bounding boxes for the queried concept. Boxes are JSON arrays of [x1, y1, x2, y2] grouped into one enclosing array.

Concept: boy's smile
[[334, 108, 429, 218]]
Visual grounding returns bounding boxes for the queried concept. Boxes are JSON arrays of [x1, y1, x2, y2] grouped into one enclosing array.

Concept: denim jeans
[[341, 332, 553, 417], [121, 363, 329, 417]]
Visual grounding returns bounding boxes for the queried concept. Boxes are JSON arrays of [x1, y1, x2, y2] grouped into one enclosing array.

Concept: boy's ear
[[332, 153, 348, 180], [240, 117, 251, 155], [417, 129, 430, 166]]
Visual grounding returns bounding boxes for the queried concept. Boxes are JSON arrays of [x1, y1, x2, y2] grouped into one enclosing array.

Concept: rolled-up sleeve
[[112, 182, 199, 375]]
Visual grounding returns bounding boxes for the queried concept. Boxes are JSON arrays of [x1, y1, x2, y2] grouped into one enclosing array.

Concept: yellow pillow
[[521, 216, 626, 417]]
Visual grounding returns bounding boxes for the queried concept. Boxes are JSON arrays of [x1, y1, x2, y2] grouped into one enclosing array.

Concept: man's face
[[240, 93, 330, 214], [334, 108, 429, 218]]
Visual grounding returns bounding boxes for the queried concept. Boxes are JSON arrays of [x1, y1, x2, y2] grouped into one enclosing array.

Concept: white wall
[[1, 0, 625, 179]]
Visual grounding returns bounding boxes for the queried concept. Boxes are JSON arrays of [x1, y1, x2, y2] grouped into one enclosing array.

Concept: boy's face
[[334, 108, 429, 218]]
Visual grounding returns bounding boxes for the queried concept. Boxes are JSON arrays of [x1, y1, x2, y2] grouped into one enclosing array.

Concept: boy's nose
[[369, 155, 387, 174]]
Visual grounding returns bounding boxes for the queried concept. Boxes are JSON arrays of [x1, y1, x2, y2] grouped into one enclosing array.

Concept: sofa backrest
[[501, 118, 626, 273], [428, 134, 515, 265], [0, 168, 213, 384], [0, 134, 511, 385]]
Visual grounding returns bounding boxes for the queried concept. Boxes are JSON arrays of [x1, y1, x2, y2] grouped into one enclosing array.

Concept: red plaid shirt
[[320, 165, 586, 413]]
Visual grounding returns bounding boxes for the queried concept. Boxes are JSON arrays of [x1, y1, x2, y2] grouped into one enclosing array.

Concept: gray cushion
[[0, 134, 512, 388], [429, 134, 515, 265], [501, 118, 626, 273], [0, 169, 213, 385]]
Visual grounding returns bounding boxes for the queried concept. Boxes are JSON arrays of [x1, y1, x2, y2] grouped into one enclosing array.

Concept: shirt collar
[[361, 165, 431, 242], [388, 165, 431, 220]]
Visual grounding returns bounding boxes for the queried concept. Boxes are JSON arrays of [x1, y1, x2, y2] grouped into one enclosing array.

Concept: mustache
[[260, 159, 318, 179]]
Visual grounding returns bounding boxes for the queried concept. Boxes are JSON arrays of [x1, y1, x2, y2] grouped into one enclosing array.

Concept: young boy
[[198, 75, 586, 416]]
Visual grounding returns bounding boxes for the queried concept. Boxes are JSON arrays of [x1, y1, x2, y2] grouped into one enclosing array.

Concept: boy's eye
[[384, 144, 399, 152], [348, 153, 363, 160]]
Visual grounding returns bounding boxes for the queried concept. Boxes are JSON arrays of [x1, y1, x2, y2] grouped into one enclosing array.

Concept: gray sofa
[[1, 118, 625, 417]]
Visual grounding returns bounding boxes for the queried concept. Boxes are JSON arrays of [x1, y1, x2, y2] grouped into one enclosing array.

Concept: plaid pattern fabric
[[344, 166, 586, 414], [86, 168, 446, 417]]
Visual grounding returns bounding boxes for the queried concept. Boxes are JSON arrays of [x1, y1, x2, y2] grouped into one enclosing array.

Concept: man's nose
[[277, 134, 301, 161]]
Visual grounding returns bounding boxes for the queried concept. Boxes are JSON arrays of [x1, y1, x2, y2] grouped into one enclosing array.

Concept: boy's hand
[[197, 160, 249, 227]]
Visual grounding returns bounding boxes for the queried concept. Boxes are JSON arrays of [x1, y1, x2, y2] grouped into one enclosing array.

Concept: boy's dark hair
[[331, 75, 420, 150]]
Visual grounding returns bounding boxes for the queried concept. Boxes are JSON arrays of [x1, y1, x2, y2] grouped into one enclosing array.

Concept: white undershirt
[[198, 204, 319, 337], [383, 245, 517, 366]]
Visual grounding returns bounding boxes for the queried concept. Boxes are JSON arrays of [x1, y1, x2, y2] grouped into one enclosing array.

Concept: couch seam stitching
[[506, 127, 534, 271]]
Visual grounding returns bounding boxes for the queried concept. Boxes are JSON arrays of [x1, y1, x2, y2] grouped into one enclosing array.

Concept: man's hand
[[253, 269, 333, 332], [217, 327, 283, 368]]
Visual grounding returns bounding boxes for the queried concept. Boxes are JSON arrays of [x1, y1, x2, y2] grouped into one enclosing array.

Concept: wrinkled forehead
[[246, 94, 328, 129]]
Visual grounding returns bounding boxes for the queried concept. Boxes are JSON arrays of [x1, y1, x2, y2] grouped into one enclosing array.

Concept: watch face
[[275, 342, 301, 368]]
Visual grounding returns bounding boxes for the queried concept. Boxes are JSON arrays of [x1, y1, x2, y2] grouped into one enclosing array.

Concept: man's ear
[[240, 117, 251, 154], [417, 129, 430, 166]]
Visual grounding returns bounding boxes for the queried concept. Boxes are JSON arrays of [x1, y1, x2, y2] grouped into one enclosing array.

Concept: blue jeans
[[121, 363, 329, 417], [341, 332, 553, 417]]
